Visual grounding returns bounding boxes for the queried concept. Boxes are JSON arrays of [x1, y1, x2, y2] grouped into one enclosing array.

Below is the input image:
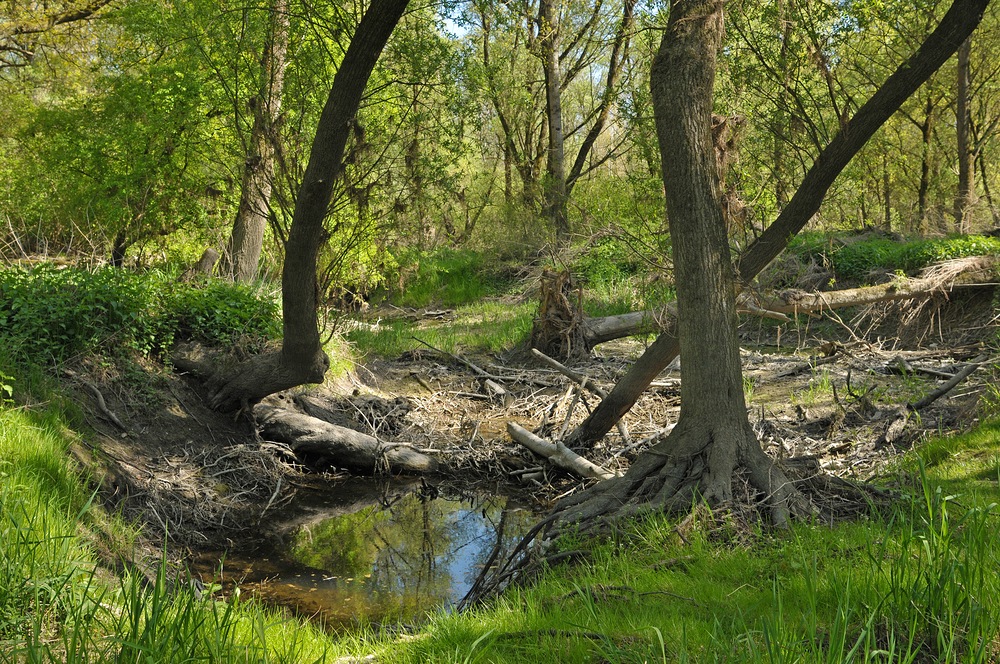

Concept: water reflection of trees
[[286, 487, 536, 620]]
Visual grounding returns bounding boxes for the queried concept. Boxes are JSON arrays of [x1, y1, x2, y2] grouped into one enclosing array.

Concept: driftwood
[[908, 353, 987, 410], [254, 404, 438, 474], [507, 422, 617, 480], [530, 348, 631, 444]]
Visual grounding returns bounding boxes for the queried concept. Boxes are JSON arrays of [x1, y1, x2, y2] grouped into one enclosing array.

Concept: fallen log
[[577, 257, 997, 349], [254, 404, 439, 474], [507, 422, 617, 481]]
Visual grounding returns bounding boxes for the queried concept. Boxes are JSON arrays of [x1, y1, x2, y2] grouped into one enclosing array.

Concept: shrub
[[0, 265, 280, 365], [789, 234, 1000, 284]]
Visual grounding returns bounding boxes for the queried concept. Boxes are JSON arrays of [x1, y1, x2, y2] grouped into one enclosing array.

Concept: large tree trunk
[[202, 0, 409, 411], [511, 0, 811, 545], [565, 0, 991, 448], [221, 0, 289, 283]]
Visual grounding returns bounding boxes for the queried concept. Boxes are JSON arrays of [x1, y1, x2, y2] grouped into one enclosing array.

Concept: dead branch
[[64, 369, 127, 431], [507, 422, 617, 480], [908, 353, 987, 410]]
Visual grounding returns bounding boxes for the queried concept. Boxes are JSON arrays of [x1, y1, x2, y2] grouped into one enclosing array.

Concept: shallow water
[[193, 477, 538, 629]]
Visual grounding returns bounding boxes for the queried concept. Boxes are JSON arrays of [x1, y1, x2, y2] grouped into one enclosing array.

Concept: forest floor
[[62, 288, 999, 576]]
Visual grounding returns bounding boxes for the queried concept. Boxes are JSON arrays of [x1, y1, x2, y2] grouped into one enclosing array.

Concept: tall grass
[[0, 405, 359, 663]]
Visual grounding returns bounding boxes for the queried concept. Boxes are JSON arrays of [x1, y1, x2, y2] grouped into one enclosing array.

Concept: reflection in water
[[196, 479, 536, 629]]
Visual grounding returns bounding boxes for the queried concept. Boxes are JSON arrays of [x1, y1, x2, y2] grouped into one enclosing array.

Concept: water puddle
[[192, 478, 538, 629]]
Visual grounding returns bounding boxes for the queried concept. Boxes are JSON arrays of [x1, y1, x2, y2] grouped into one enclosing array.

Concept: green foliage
[[573, 236, 645, 287], [0, 370, 12, 404], [0, 265, 280, 365], [790, 234, 1000, 283], [166, 279, 281, 349], [387, 248, 517, 308]]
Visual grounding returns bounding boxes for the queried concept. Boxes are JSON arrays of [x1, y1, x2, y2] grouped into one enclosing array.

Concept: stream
[[191, 477, 539, 630]]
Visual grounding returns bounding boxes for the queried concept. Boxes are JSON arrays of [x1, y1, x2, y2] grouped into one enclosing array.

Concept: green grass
[[374, 422, 1000, 663], [0, 402, 370, 663], [346, 300, 535, 358]]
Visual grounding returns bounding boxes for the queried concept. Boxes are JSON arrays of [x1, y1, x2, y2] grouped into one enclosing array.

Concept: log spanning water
[[190, 477, 537, 630]]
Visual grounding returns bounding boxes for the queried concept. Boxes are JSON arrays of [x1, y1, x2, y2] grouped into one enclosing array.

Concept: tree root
[[172, 342, 329, 412]]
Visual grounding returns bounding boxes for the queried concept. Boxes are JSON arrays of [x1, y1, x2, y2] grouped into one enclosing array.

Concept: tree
[[0, 0, 116, 71], [564, 0, 992, 451], [541, 0, 811, 531], [468, 0, 636, 239], [955, 36, 976, 228], [220, 0, 290, 283], [187, 0, 410, 411]]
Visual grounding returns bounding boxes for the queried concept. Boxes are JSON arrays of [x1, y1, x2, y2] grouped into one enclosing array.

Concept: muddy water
[[192, 478, 538, 630]]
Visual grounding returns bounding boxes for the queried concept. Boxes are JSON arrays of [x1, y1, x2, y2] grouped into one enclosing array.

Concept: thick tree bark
[[222, 0, 289, 283], [565, 0, 991, 448], [204, 0, 409, 411]]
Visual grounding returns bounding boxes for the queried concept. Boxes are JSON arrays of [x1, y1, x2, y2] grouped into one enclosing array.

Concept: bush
[[789, 234, 1000, 284], [573, 236, 646, 287], [0, 265, 280, 365], [387, 248, 516, 308]]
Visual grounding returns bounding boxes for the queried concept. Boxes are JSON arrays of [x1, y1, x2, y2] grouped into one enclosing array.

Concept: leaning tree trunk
[[198, 0, 409, 411], [564, 0, 991, 449], [221, 0, 289, 283]]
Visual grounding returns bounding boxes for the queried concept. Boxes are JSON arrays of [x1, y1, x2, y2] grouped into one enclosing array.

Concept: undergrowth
[[385, 248, 520, 308], [0, 265, 281, 365], [790, 232, 1000, 283]]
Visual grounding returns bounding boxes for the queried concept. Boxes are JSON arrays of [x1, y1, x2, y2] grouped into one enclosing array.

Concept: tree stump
[[530, 268, 589, 360]]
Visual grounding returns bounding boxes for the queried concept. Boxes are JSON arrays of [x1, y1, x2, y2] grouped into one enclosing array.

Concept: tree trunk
[[536, 0, 810, 537], [565, 0, 991, 448], [917, 96, 935, 231], [539, 0, 569, 241], [221, 0, 289, 283], [955, 36, 976, 230], [203, 0, 409, 411]]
